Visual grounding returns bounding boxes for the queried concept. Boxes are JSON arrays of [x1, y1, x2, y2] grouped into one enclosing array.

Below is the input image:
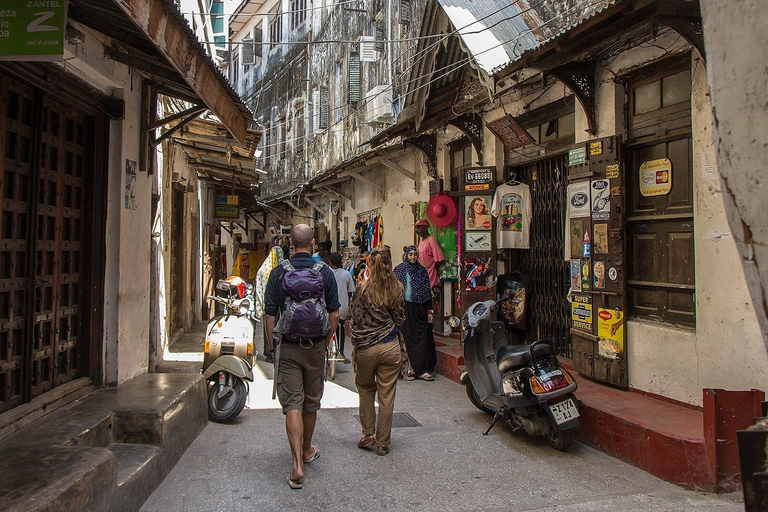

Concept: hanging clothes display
[[496, 271, 532, 330], [231, 249, 259, 280], [419, 202, 458, 282], [491, 183, 532, 249]]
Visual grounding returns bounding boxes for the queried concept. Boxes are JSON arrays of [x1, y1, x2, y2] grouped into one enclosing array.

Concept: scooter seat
[[497, 343, 552, 373]]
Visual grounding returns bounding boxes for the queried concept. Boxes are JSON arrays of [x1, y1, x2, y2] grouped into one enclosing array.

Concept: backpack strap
[[311, 261, 325, 272], [281, 260, 295, 272]]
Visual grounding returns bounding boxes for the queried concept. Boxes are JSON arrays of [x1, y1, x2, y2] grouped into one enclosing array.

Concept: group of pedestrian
[[261, 221, 445, 489]]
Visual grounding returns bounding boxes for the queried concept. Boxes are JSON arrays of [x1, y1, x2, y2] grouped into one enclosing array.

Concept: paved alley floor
[[144, 331, 741, 512]]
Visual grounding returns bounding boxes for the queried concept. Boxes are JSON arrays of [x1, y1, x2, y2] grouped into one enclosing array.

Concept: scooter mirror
[[447, 315, 461, 329], [486, 275, 498, 288], [245, 283, 254, 296], [216, 280, 230, 292]]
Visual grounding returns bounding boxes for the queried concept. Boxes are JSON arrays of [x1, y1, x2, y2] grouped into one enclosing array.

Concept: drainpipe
[[304, 0, 313, 183]]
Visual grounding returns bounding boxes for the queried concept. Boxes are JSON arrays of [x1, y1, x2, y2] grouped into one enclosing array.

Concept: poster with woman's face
[[465, 196, 492, 231]]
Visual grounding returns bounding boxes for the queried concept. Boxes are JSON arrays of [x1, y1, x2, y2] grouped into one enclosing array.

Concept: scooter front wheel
[[208, 375, 247, 422], [465, 379, 494, 415], [547, 427, 573, 452]]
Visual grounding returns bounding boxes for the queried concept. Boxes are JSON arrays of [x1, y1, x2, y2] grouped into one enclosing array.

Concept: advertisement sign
[[591, 179, 610, 221], [571, 295, 593, 331], [464, 195, 492, 230], [215, 194, 240, 219], [568, 182, 590, 218], [597, 308, 624, 359], [464, 255, 493, 292], [639, 158, 672, 197], [463, 167, 493, 191], [0, 2, 67, 61], [568, 146, 586, 166], [465, 232, 491, 252], [570, 260, 581, 292]]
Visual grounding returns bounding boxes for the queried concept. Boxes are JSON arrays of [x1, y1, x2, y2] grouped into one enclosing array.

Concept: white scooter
[[203, 276, 256, 422]]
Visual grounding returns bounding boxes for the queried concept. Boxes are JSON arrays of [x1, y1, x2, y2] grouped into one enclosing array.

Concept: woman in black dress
[[394, 245, 437, 380]]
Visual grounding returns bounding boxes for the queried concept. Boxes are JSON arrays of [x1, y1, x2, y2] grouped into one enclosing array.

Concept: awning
[[69, 0, 253, 143], [172, 119, 263, 191], [438, 0, 618, 76]]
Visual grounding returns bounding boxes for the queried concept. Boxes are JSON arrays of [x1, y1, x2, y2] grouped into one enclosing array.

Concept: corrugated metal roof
[[438, 0, 618, 75]]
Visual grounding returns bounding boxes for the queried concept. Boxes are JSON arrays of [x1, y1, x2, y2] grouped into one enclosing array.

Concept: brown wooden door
[[568, 136, 627, 387]]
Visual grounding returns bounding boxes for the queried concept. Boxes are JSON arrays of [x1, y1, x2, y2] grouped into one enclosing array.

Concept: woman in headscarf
[[349, 245, 407, 456], [254, 240, 286, 362], [394, 245, 437, 381]]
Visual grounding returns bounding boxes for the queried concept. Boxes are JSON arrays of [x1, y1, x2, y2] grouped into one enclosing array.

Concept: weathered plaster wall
[[700, 0, 768, 349], [62, 23, 152, 384], [588, 33, 768, 405]]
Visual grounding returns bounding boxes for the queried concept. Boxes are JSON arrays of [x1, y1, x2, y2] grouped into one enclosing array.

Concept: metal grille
[[514, 154, 571, 358], [0, 71, 88, 411]]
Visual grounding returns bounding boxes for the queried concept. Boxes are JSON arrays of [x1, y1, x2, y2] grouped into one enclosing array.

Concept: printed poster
[[570, 260, 581, 292], [465, 232, 492, 252], [639, 158, 672, 197], [568, 182, 590, 218], [570, 218, 588, 259], [593, 261, 605, 289], [125, 159, 137, 210], [597, 308, 624, 359], [581, 259, 591, 292], [571, 295, 593, 331], [464, 255, 493, 292], [465, 196, 492, 230], [594, 223, 609, 254], [591, 180, 610, 221]]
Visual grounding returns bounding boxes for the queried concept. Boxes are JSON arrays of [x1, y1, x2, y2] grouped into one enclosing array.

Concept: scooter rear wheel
[[208, 376, 247, 422], [465, 379, 494, 415], [547, 427, 573, 452]]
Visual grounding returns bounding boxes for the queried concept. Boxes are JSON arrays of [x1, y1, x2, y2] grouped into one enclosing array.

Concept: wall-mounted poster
[[591, 180, 610, 220], [571, 295, 593, 331], [593, 261, 605, 289], [465, 232, 492, 252], [569, 218, 588, 259], [464, 255, 493, 291], [581, 259, 591, 292], [568, 182, 591, 218], [570, 260, 581, 292], [639, 158, 672, 197], [598, 308, 624, 359], [594, 223, 609, 254], [125, 159, 137, 211], [465, 196, 492, 230]]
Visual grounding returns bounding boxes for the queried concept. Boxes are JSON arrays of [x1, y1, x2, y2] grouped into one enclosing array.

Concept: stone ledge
[[0, 373, 207, 512]]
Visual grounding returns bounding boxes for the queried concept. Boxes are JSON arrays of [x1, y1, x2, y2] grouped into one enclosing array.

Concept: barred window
[[269, 8, 282, 49], [291, 0, 306, 30]]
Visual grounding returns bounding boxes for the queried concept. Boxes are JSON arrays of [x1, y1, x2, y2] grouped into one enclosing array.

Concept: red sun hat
[[427, 193, 458, 228]]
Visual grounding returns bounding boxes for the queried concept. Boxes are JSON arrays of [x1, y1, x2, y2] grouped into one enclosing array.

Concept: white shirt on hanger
[[491, 183, 532, 249]]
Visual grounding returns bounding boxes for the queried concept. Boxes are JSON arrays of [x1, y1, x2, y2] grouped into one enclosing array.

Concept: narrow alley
[[142, 329, 739, 512]]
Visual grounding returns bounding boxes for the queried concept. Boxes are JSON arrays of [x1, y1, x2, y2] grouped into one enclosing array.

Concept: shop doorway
[[0, 68, 105, 412], [170, 187, 185, 332], [509, 154, 572, 357]]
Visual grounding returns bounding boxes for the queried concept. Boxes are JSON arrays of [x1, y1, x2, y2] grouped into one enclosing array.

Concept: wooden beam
[[320, 186, 353, 208], [148, 104, 206, 130], [151, 108, 204, 146], [379, 158, 419, 194], [349, 171, 384, 201], [112, 0, 248, 142], [304, 196, 324, 215]]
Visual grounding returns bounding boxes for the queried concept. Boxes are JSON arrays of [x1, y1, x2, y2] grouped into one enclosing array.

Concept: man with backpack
[[264, 224, 340, 490]]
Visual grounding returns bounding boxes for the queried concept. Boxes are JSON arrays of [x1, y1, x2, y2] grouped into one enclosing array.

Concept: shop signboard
[[568, 146, 586, 166], [639, 158, 672, 197], [568, 182, 590, 218], [571, 295, 592, 331], [463, 167, 493, 191], [597, 308, 624, 359], [215, 194, 240, 219], [0, 1, 67, 61]]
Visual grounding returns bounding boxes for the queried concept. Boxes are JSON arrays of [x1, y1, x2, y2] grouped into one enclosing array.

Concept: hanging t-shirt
[[491, 183, 532, 249]]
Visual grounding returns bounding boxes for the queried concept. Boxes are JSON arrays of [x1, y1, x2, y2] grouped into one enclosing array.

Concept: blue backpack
[[275, 261, 330, 342]]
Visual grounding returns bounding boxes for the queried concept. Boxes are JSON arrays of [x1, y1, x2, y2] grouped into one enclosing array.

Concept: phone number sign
[[0, 2, 67, 62], [464, 167, 493, 191]]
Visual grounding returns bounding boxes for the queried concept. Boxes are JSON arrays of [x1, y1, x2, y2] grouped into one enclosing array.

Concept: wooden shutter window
[[348, 51, 361, 103], [375, 25, 385, 53], [400, 0, 411, 25], [319, 87, 330, 129], [241, 38, 255, 65], [253, 27, 263, 60], [306, 99, 314, 138]]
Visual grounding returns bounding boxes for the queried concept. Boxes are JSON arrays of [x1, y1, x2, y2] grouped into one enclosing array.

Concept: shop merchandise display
[[419, 202, 458, 282], [496, 271, 532, 330], [491, 183, 532, 249]]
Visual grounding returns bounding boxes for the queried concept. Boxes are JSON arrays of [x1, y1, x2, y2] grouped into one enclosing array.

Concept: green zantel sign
[[0, 1, 67, 61]]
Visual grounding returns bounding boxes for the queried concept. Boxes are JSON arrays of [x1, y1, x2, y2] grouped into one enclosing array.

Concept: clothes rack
[[357, 208, 381, 222]]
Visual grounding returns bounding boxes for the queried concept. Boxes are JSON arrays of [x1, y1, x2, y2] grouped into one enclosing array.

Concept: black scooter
[[451, 292, 580, 451]]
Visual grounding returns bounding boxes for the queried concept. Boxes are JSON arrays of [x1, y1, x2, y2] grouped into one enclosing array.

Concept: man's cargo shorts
[[276, 340, 326, 414]]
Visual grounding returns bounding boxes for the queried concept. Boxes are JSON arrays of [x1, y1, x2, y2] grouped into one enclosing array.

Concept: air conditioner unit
[[366, 85, 393, 124], [360, 36, 379, 62]]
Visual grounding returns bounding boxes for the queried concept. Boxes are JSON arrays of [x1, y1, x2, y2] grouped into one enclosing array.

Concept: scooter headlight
[[238, 299, 251, 315]]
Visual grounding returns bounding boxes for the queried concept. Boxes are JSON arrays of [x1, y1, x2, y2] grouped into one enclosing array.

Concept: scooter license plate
[[549, 398, 579, 425]]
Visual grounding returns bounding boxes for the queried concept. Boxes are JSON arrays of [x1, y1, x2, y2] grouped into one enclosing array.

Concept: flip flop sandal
[[287, 476, 304, 490], [358, 435, 375, 449], [419, 373, 435, 381], [303, 445, 320, 464]]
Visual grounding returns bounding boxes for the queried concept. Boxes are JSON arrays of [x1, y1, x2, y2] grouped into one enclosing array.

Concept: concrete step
[[434, 335, 464, 383], [0, 373, 207, 512]]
